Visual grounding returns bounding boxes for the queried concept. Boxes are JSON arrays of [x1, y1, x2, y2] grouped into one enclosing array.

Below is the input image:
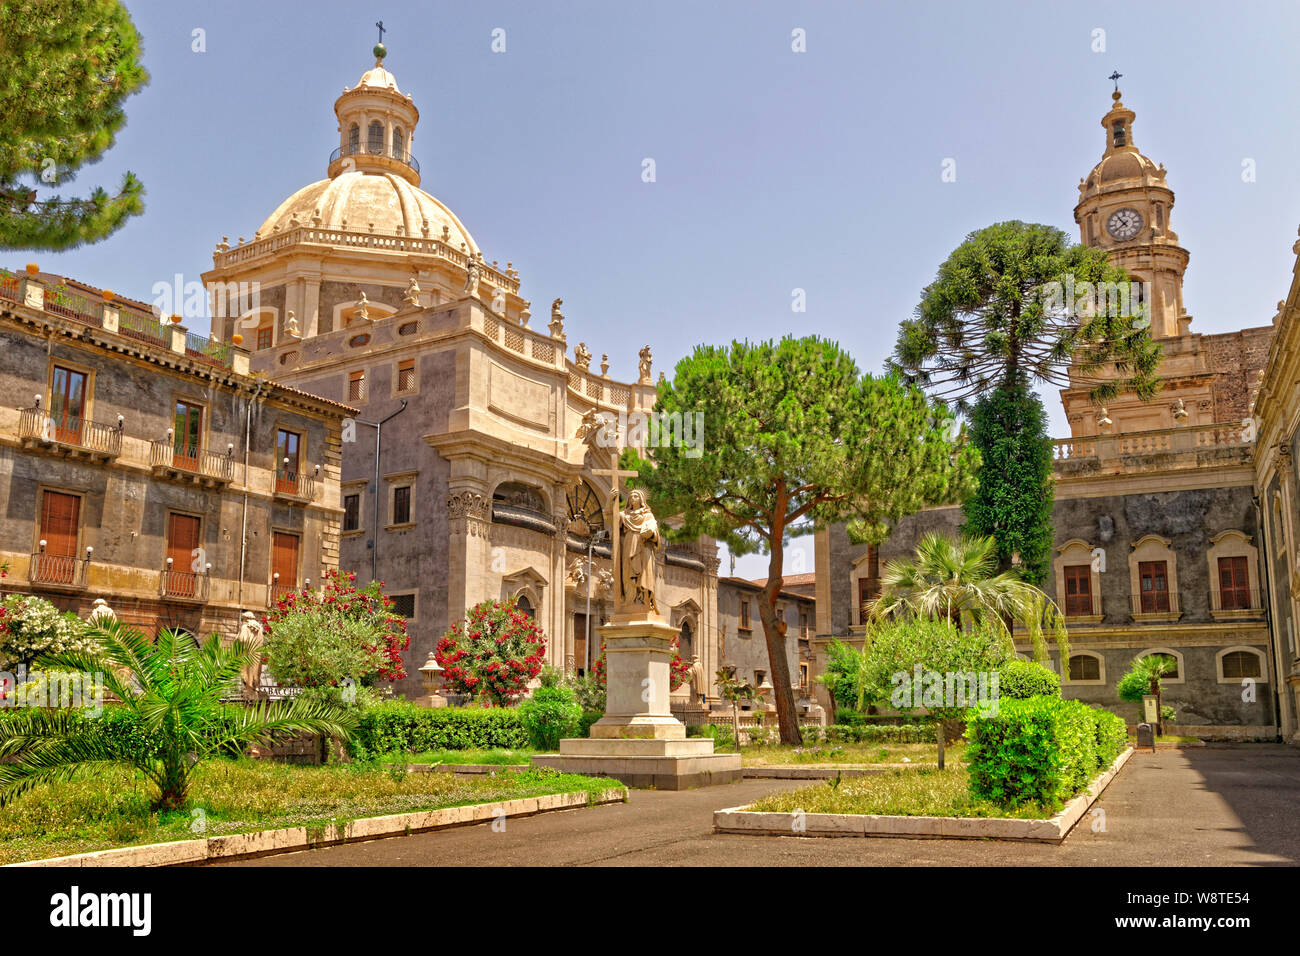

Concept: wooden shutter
[[39, 491, 80, 584], [272, 532, 299, 588]]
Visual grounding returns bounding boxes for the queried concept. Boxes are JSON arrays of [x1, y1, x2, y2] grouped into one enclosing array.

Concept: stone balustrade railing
[[1052, 421, 1254, 474]]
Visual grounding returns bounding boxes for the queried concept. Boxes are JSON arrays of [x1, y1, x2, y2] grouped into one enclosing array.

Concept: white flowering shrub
[[0, 595, 97, 669]]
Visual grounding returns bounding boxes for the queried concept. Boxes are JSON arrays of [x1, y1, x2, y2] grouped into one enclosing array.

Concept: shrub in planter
[[966, 696, 1098, 809], [518, 685, 581, 750], [349, 701, 528, 758], [998, 659, 1061, 699]]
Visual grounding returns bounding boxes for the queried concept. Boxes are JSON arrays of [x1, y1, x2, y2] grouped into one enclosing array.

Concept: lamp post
[[584, 528, 608, 676]]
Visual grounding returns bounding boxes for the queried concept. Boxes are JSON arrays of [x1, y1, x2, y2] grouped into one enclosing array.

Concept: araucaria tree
[[0, 0, 149, 250], [630, 336, 979, 745], [889, 221, 1161, 580]]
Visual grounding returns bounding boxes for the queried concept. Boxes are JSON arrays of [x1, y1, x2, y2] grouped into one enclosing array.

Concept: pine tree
[[0, 0, 148, 250]]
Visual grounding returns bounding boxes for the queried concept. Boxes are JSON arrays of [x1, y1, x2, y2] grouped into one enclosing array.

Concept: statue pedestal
[[530, 614, 740, 789]]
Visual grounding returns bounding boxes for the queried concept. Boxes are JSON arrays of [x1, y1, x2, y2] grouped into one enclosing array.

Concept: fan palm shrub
[[0, 620, 356, 811], [868, 532, 1068, 663]]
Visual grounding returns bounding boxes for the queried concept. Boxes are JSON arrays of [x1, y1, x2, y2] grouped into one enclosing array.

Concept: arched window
[[1216, 646, 1266, 684], [348, 123, 360, 153], [392, 126, 405, 160], [367, 120, 384, 153], [679, 619, 694, 660], [1066, 652, 1105, 684], [515, 594, 534, 619], [1136, 649, 1184, 683]]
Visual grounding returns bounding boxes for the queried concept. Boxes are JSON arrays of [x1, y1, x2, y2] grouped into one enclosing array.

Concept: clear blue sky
[[28, 0, 1300, 578]]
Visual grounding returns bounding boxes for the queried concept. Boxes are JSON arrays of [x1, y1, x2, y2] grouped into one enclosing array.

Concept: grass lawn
[[402, 747, 535, 766], [745, 765, 1055, 819], [0, 758, 618, 866], [724, 741, 962, 767]]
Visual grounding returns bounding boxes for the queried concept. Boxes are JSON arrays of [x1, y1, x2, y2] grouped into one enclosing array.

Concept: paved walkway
[[223, 745, 1300, 866]]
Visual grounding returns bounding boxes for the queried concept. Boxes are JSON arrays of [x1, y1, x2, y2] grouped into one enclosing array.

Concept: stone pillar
[[445, 483, 491, 626]]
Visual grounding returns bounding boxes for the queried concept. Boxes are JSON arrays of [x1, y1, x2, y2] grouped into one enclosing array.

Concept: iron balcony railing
[[18, 407, 122, 458], [1209, 587, 1264, 613], [273, 469, 318, 501], [329, 142, 420, 174], [149, 439, 235, 483], [1062, 593, 1102, 619], [118, 306, 167, 347], [44, 285, 103, 327], [184, 330, 233, 368], [28, 552, 88, 588], [1130, 592, 1181, 616], [159, 567, 210, 602]]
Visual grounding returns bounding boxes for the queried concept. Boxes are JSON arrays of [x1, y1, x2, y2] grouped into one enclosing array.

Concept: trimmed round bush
[[518, 685, 581, 750], [998, 659, 1061, 699]]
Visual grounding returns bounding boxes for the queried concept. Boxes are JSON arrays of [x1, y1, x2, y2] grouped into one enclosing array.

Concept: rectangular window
[[276, 428, 302, 494], [1112, 120, 1126, 147], [1217, 556, 1250, 610], [397, 359, 415, 392], [343, 493, 360, 532], [165, 512, 201, 597], [173, 400, 203, 469], [37, 490, 80, 583], [50, 365, 88, 444], [271, 531, 299, 598], [1138, 560, 1170, 613], [389, 593, 416, 619], [348, 370, 366, 402], [257, 324, 272, 351], [1063, 565, 1093, 616], [392, 485, 411, 525], [739, 599, 751, 630]]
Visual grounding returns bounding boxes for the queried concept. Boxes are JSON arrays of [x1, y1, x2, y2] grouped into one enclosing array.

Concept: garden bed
[[714, 747, 1132, 843], [0, 758, 621, 866], [733, 741, 961, 768]]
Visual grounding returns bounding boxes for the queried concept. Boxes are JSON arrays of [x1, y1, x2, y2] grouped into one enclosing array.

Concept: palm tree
[[868, 532, 1069, 663], [0, 620, 356, 810]]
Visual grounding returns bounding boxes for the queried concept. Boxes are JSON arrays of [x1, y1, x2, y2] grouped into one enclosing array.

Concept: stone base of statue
[[530, 612, 741, 789]]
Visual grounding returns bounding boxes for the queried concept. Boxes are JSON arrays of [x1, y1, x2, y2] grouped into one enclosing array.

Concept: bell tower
[[1073, 83, 1190, 339], [325, 40, 421, 187]]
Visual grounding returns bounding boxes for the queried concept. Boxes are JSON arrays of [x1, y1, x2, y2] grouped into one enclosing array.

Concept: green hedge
[[349, 702, 528, 758], [824, 722, 937, 744], [966, 697, 1100, 808], [1093, 708, 1128, 767], [997, 660, 1061, 699]]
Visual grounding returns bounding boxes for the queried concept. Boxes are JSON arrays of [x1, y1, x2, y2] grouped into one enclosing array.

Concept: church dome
[[1084, 149, 1163, 188], [354, 64, 400, 92], [257, 170, 480, 253]]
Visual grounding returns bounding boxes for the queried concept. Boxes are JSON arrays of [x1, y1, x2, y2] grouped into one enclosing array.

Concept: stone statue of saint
[[638, 345, 653, 384], [356, 291, 370, 321], [617, 488, 660, 613], [284, 311, 301, 338], [688, 654, 706, 701], [464, 255, 481, 296], [236, 610, 265, 700], [574, 341, 592, 372]]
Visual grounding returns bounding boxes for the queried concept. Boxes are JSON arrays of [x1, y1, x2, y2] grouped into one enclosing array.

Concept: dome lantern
[[327, 42, 421, 186]]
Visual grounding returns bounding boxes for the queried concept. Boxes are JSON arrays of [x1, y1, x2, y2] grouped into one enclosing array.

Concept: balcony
[[1061, 593, 1104, 624], [17, 407, 122, 461], [1209, 587, 1265, 620], [328, 142, 420, 175], [28, 551, 88, 590], [273, 469, 318, 504], [149, 440, 235, 486], [1130, 592, 1181, 623], [160, 567, 210, 603], [1052, 422, 1254, 478]]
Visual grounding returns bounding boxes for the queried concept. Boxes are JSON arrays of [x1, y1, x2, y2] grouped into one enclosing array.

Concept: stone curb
[[714, 747, 1133, 844], [7, 786, 627, 868]]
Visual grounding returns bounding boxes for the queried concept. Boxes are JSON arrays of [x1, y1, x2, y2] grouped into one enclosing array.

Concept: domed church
[[201, 45, 736, 701]]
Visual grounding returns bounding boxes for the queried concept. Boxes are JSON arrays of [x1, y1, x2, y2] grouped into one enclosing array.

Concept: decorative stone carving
[[355, 291, 370, 321], [236, 610, 264, 698], [403, 275, 421, 307], [574, 341, 592, 372], [1096, 406, 1113, 431], [600, 354, 610, 378], [1172, 398, 1188, 421], [519, 300, 531, 326], [637, 345, 653, 385], [446, 491, 491, 536], [284, 311, 302, 338], [88, 598, 117, 626], [703, 553, 721, 576], [616, 488, 661, 614]]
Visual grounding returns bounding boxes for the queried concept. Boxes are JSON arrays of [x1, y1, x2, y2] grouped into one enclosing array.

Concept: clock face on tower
[[1106, 207, 1143, 240]]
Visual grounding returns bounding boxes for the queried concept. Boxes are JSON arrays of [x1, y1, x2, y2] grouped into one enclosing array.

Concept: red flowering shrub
[[435, 599, 547, 707], [261, 569, 410, 695], [592, 634, 690, 692]]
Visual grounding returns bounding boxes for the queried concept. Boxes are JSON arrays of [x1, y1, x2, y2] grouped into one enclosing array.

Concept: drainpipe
[[355, 400, 407, 583], [237, 381, 266, 608]]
